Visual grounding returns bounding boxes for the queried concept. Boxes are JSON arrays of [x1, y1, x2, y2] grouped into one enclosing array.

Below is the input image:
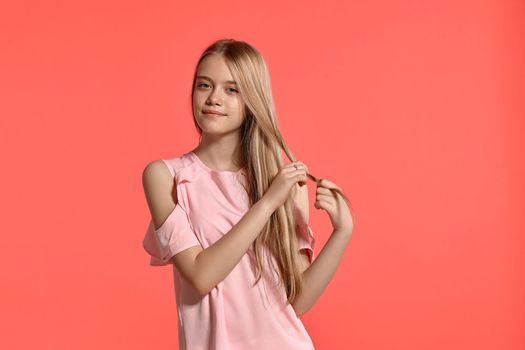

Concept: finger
[[285, 168, 305, 180], [285, 161, 309, 173], [316, 197, 336, 209], [283, 162, 301, 172], [315, 198, 334, 209], [315, 199, 335, 208], [287, 165, 308, 176], [316, 187, 332, 195], [293, 170, 308, 181], [316, 193, 335, 201], [284, 161, 302, 170], [317, 178, 342, 191], [294, 161, 309, 173]]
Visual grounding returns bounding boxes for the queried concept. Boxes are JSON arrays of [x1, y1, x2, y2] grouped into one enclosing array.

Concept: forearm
[[292, 229, 351, 316], [194, 198, 274, 295]]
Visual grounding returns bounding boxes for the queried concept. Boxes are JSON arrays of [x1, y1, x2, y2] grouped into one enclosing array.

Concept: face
[[192, 54, 245, 136]]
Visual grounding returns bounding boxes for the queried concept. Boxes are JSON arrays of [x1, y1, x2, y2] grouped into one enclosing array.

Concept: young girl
[[142, 39, 354, 350]]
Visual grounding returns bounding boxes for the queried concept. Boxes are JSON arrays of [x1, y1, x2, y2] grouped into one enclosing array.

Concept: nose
[[206, 87, 224, 106]]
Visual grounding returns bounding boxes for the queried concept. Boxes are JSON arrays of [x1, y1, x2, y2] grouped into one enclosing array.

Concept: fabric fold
[[175, 160, 208, 184], [143, 203, 202, 266], [142, 152, 316, 349], [296, 223, 316, 264], [293, 200, 316, 264]]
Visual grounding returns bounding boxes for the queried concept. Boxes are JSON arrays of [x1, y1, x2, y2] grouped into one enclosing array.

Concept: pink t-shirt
[[143, 151, 316, 350]]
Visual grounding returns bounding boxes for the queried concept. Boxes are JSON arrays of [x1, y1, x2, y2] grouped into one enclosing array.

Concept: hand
[[262, 161, 309, 213], [315, 178, 354, 235]]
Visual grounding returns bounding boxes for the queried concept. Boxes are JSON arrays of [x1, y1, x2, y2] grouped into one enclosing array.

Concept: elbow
[[193, 279, 210, 297], [190, 255, 219, 297], [199, 287, 211, 297], [193, 278, 216, 297], [184, 254, 211, 297]]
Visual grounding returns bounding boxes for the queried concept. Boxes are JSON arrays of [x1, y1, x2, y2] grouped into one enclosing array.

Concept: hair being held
[[190, 38, 354, 305]]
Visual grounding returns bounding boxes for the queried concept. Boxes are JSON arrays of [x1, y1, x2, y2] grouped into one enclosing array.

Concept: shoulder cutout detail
[[160, 159, 175, 178], [173, 158, 208, 184]]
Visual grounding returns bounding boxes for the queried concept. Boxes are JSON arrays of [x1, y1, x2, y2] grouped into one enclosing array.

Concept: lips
[[202, 109, 226, 116]]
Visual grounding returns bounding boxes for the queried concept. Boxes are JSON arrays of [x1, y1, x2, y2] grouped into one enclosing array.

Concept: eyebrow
[[196, 75, 237, 85]]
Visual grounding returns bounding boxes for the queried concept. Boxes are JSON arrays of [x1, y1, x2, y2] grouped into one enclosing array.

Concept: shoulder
[[143, 159, 169, 176], [141, 157, 189, 226], [142, 160, 174, 198], [142, 159, 172, 180], [142, 153, 193, 178], [142, 152, 203, 186]]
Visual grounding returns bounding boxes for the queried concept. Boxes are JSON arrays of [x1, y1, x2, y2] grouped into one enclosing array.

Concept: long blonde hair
[[189, 38, 351, 304]]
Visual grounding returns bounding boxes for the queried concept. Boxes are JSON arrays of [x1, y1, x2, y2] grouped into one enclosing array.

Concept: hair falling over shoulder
[[189, 38, 353, 305]]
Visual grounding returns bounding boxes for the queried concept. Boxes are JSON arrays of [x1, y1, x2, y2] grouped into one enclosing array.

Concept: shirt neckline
[[189, 151, 246, 175]]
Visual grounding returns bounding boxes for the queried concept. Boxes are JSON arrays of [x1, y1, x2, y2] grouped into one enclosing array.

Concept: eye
[[228, 88, 239, 93], [197, 83, 209, 88]]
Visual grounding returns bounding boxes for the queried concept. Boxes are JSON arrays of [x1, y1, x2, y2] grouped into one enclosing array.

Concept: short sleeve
[[296, 222, 316, 264], [293, 198, 316, 264], [142, 202, 202, 266]]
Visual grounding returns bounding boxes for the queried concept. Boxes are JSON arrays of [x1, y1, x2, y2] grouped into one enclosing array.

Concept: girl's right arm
[[143, 159, 308, 296], [192, 198, 275, 295]]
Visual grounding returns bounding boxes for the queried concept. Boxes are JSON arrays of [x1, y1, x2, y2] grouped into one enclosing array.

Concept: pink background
[[1, 1, 523, 349]]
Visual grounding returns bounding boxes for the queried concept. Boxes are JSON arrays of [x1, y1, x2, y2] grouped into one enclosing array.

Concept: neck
[[193, 133, 243, 171]]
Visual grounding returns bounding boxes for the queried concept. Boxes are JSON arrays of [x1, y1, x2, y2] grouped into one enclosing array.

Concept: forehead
[[197, 55, 236, 84]]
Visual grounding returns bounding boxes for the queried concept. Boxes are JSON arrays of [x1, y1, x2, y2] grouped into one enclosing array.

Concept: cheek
[[193, 93, 204, 106], [193, 97, 208, 116], [229, 97, 244, 113]]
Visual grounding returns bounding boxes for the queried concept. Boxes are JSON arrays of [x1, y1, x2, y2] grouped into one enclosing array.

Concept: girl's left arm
[[291, 178, 354, 316], [292, 229, 351, 316]]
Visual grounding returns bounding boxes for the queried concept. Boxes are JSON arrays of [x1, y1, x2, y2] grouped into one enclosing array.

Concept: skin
[[142, 53, 354, 317], [189, 54, 355, 316], [186, 53, 314, 291], [191, 54, 246, 172]]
